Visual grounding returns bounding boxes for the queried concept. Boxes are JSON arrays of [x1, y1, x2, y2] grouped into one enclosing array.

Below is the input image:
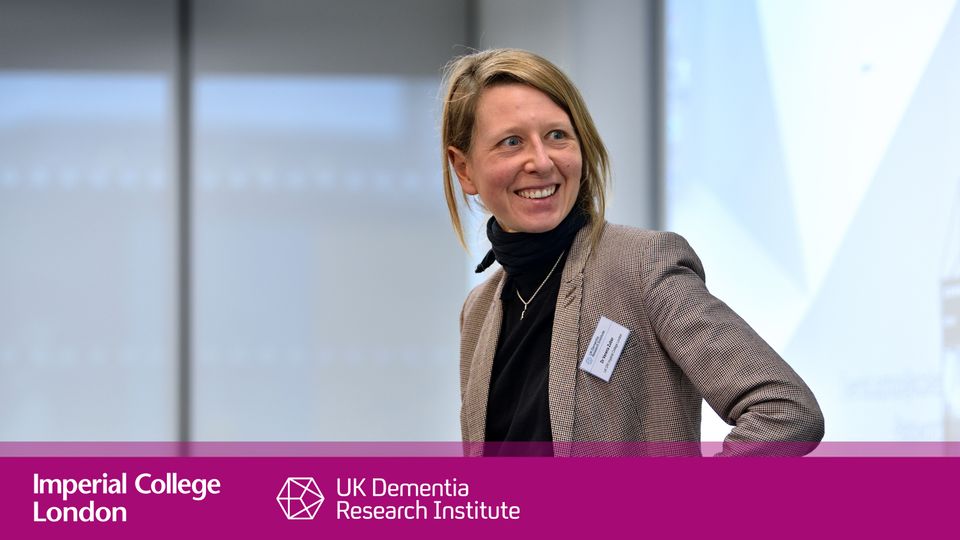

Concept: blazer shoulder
[[593, 224, 700, 274], [599, 224, 693, 252]]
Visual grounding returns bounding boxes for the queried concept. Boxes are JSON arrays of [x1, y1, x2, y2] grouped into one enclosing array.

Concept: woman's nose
[[523, 139, 555, 175]]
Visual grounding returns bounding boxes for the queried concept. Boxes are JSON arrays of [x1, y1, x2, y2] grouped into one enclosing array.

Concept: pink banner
[[0, 443, 956, 538]]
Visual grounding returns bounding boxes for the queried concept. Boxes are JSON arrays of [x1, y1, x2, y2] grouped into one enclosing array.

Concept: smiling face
[[448, 83, 582, 234]]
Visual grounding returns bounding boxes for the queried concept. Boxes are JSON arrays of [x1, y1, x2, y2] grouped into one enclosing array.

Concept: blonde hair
[[440, 48, 610, 250]]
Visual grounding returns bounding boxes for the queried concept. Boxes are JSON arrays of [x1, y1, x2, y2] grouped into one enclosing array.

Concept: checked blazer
[[459, 221, 824, 456]]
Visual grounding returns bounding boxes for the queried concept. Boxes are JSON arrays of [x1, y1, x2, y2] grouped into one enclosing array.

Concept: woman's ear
[[447, 146, 478, 195]]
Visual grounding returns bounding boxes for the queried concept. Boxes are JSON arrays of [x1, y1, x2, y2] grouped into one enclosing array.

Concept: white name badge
[[579, 316, 630, 382]]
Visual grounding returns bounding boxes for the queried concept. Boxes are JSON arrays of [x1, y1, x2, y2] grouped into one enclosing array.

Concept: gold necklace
[[515, 251, 565, 320]]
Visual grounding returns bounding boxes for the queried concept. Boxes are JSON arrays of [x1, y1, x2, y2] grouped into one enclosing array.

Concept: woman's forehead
[[474, 84, 572, 128]]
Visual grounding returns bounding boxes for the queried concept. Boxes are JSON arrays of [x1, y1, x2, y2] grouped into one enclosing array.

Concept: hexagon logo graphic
[[277, 477, 324, 520]]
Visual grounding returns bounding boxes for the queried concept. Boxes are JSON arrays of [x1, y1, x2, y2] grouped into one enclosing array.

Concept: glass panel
[[192, 0, 468, 440], [0, 0, 177, 440], [665, 0, 960, 440]]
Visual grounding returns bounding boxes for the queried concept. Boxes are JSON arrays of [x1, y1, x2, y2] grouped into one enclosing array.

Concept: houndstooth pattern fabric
[[459, 221, 824, 457]]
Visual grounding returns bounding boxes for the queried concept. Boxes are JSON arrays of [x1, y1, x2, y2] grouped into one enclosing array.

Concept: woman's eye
[[548, 130, 566, 140], [501, 136, 521, 147]]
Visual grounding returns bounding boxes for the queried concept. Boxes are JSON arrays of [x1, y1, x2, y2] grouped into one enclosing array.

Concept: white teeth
[[517, 185, 557, 199]]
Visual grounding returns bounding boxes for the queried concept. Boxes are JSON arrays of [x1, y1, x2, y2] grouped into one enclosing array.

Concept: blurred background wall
[[0, 0, 956, 442]]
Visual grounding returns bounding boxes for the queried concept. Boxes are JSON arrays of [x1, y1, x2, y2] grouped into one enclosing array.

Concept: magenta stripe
[[2, 453, 956, 538], [1, 441, 960, 456]]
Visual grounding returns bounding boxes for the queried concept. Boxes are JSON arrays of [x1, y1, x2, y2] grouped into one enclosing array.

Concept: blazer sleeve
[[458, 282, 489, 445], [639, 231, 824, 456], [459, 295, 470, 443]]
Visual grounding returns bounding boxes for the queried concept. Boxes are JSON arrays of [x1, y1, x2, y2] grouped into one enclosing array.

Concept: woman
[[441, 49, 824, 456]]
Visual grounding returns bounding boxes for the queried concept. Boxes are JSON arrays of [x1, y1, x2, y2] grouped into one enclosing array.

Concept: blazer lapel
[[463, 271, 506, 443], [549, 222, 597, 453]]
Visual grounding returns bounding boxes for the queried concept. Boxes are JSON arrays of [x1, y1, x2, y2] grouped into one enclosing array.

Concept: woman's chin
[[510, 216, 565, 234]]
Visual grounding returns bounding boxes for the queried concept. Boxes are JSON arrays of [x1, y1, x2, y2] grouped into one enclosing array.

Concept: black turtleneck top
[[477, 210, 587, 454]]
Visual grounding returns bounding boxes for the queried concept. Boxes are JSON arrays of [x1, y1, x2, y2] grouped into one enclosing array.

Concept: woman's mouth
[[516, 185, 558, 200]]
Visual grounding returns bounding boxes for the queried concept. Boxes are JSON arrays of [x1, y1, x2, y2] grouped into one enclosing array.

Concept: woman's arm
[[640, 231, 824, 456]]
